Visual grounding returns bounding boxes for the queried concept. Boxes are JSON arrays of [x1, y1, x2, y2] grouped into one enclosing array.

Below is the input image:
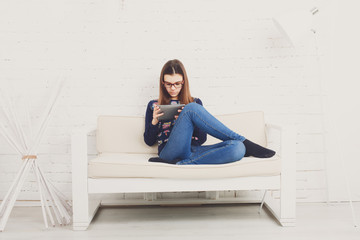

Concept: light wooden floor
[[1, 202, 360, 240]]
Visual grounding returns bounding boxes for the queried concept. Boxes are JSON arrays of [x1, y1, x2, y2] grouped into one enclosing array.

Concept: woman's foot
[[148, 157, 181, 164], [243, 139, 276, 158]]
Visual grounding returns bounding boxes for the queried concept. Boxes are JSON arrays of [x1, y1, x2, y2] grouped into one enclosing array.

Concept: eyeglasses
[[163, 81, 183, 88]]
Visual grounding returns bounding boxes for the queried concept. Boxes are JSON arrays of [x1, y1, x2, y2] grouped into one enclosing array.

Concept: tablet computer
[[158, 104, 185, 121]]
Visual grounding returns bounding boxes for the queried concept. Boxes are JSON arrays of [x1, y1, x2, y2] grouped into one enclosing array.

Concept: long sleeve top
[[143, 98, 207, 155]]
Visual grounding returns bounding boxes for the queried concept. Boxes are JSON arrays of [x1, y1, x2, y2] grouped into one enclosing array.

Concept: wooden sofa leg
[[264, 125, 296, 227], [71, 130, 101, 230], [72, 193, 101, 231], [263, 191, 296, 227], [280, 125, 296, 226]]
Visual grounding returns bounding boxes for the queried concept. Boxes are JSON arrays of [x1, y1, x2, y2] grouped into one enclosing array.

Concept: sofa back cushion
[[204, 112, 267, 147], [97, 116, 158, 154], [96, 111, 266, 154]]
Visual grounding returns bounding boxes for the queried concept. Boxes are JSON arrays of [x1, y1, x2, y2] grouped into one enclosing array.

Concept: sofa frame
[[71, 120, 296, 230]]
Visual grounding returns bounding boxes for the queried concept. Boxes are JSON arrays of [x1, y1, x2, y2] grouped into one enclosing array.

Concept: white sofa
[[71, 111, 296, 230]]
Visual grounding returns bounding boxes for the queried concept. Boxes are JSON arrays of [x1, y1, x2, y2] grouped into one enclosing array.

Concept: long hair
[[158, 59, 194, 105]]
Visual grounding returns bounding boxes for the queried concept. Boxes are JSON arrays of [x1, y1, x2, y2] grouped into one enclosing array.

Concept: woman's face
[[163, 74, 184, 99]]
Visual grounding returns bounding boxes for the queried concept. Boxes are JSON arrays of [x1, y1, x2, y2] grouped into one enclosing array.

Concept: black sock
[[243, 139, 276, 158], [148, 157, 180, 164]]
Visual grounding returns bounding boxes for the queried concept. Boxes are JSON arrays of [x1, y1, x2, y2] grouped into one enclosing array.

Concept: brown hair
[[158, 59, 194, 105]]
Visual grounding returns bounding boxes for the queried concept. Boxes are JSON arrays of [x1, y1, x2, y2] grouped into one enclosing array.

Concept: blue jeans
[[159, 102, 246, 165]]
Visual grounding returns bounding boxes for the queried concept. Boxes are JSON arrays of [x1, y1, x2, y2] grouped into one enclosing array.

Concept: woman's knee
[[183, 102, 200, 111], [228, 140, 246, 160]]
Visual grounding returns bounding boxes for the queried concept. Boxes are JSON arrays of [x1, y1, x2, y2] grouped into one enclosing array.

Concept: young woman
[[144, 59, 275, 165]]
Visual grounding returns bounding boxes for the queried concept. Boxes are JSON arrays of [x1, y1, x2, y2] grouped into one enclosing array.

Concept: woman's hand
[[174, 106, 185, 120], [152, 105, 164, 125]]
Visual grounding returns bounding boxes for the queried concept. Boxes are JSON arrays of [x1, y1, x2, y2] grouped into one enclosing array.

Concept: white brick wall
[[1, 0, 358, 204]]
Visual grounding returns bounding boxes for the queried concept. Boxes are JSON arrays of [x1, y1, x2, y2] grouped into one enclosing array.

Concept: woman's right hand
[[152, 105, 164, 125]]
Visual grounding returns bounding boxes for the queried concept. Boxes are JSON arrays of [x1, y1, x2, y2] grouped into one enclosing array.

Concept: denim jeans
[[159, 102, 246, 165]]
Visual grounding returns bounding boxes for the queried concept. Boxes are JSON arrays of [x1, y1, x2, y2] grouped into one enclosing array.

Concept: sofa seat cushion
[[88, 153, 281, 179]]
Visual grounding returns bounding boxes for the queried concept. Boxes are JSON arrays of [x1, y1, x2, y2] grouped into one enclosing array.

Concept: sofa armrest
[[71, 126, 96, 176], [266, 124, 295, 157], [71, 126, 96, 157], [266, 122, 296, 176], [266, 123, 283, 131]]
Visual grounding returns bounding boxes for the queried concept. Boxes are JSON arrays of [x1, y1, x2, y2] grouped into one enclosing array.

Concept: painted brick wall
[[0, 0, 337, 203]]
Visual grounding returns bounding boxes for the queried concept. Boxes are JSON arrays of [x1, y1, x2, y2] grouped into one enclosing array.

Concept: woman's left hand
[[174, 106, 184, 120]]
